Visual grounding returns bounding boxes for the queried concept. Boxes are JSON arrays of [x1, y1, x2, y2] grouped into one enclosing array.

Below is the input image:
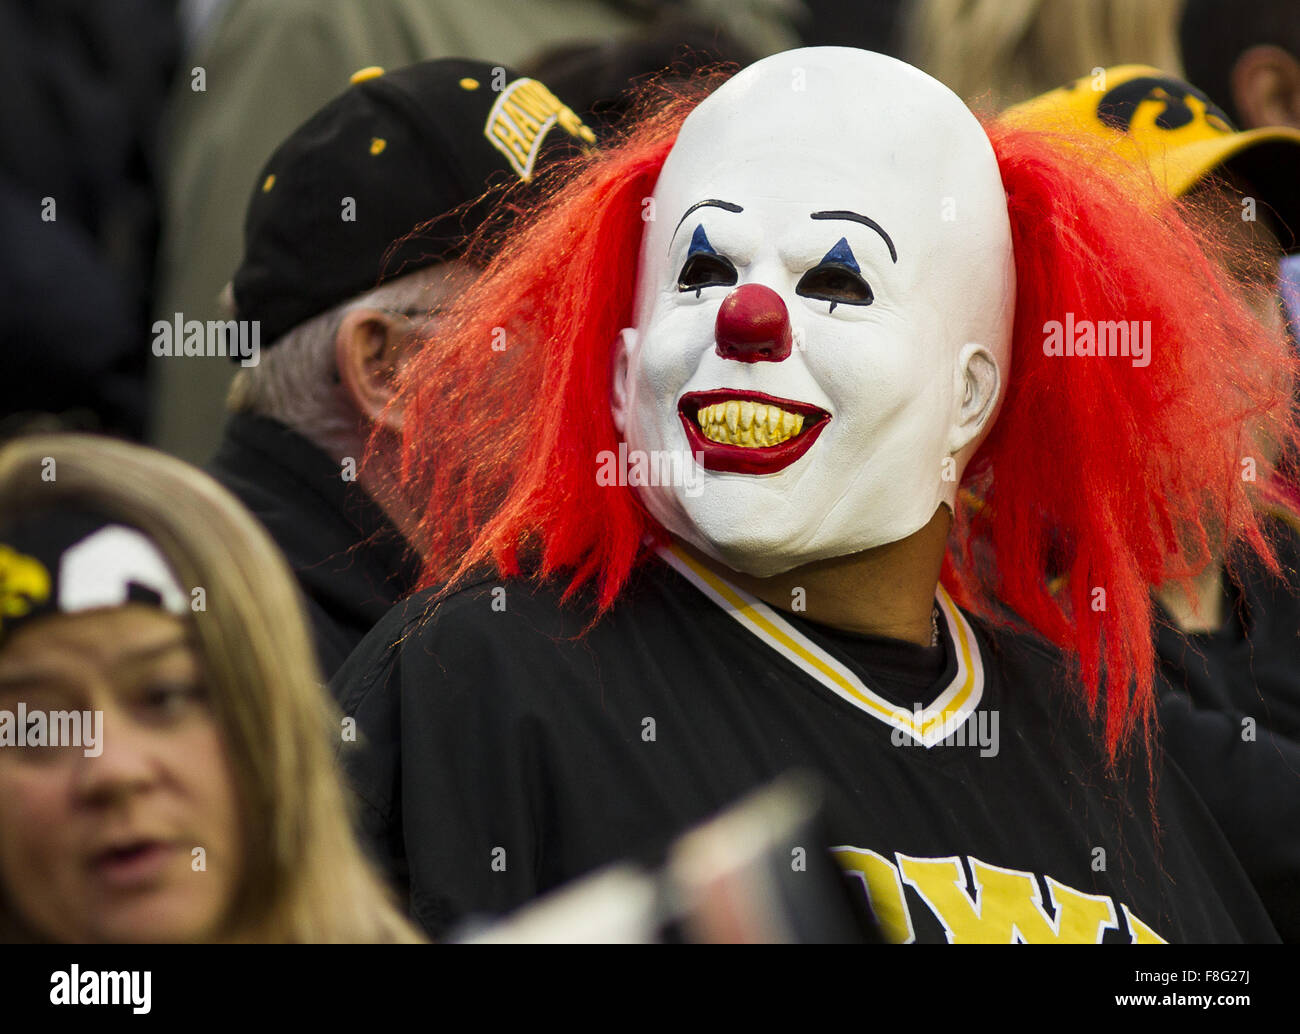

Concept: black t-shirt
[[335, 546, 1281, 943]]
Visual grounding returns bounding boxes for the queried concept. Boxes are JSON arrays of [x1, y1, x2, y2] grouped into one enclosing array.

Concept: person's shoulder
[[401, 576, 606, 660], [384, 561, 689, 648], [336, 560, 704, 718], [331, 575, 604, 712]]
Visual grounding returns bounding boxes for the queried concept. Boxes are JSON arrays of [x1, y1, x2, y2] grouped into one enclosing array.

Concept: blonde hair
[[0, 434, 420, 943], [903, 0, 1184, 109]]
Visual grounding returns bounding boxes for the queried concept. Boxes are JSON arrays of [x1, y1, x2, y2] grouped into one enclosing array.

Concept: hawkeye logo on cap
[[484, 77, 596, 181], [0, 546, 51, 625], [1096, 75, 1235, 138]]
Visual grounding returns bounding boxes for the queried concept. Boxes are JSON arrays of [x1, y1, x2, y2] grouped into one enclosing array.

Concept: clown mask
[[611, 47, 1016, 578]]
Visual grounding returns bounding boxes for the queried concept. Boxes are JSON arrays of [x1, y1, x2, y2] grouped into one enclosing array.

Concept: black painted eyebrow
[[810, 210, 897, 264], [669, 199, 744, 250]]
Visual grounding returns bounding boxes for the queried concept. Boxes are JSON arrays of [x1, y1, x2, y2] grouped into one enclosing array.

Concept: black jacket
[[1156, 517, 1300, 742], [1152, 517, 1300, 940], [209, 412, 419, 680]]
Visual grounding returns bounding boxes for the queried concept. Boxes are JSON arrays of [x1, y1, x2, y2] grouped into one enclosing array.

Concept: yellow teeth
[[696, 400, 805, 447]]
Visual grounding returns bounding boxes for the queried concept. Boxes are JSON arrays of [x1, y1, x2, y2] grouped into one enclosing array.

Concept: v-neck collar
[[657, 543, 985, 747]]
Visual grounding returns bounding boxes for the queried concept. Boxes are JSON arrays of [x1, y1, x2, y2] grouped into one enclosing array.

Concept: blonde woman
[[902, 0, 1184, 108], [0, 434, 419, 943]]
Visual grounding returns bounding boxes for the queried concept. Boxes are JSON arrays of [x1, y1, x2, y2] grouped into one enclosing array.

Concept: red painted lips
[[678, 389, 831, 475]]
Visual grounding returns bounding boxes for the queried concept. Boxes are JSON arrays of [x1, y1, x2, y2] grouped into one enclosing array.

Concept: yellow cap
[[1004, 66, 1300, 245]]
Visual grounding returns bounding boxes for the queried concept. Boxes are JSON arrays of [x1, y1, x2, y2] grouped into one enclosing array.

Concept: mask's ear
[[610, 328, 638, 436], [947, 342, 1000, 455]]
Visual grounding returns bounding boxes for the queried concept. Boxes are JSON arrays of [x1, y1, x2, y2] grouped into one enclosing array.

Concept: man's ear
[[947, 343, 1001, 455], [336, 308, 411, 432], [1232, 44, 1300, 130], [610, 328, 638, 436]]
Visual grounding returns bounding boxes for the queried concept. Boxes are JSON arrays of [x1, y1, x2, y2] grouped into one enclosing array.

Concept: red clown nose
[[714, 284, 794, 363]]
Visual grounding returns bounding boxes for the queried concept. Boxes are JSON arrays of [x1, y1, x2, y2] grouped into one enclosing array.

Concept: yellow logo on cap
[[0, 545, 51, 624], [483, 77, 597, 181], [350, 66, 385, 84]]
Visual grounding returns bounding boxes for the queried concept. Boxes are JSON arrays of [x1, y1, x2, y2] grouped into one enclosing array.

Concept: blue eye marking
[[821, 237, 859, 273], [688, 224, 717, 257]]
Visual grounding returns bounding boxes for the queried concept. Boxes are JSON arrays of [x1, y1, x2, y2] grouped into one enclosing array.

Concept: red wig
[[379, 92, 1299, 759]]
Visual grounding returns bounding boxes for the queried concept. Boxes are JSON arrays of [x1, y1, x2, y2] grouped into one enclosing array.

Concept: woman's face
[[0, 605, 243, 942]]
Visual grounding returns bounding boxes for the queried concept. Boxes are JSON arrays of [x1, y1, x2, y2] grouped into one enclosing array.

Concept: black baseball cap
[[0, 509, 188, 644], [231, 58, 596, 346]]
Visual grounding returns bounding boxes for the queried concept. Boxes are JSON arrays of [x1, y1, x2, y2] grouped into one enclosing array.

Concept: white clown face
[[611, 48, 1016, 577]]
